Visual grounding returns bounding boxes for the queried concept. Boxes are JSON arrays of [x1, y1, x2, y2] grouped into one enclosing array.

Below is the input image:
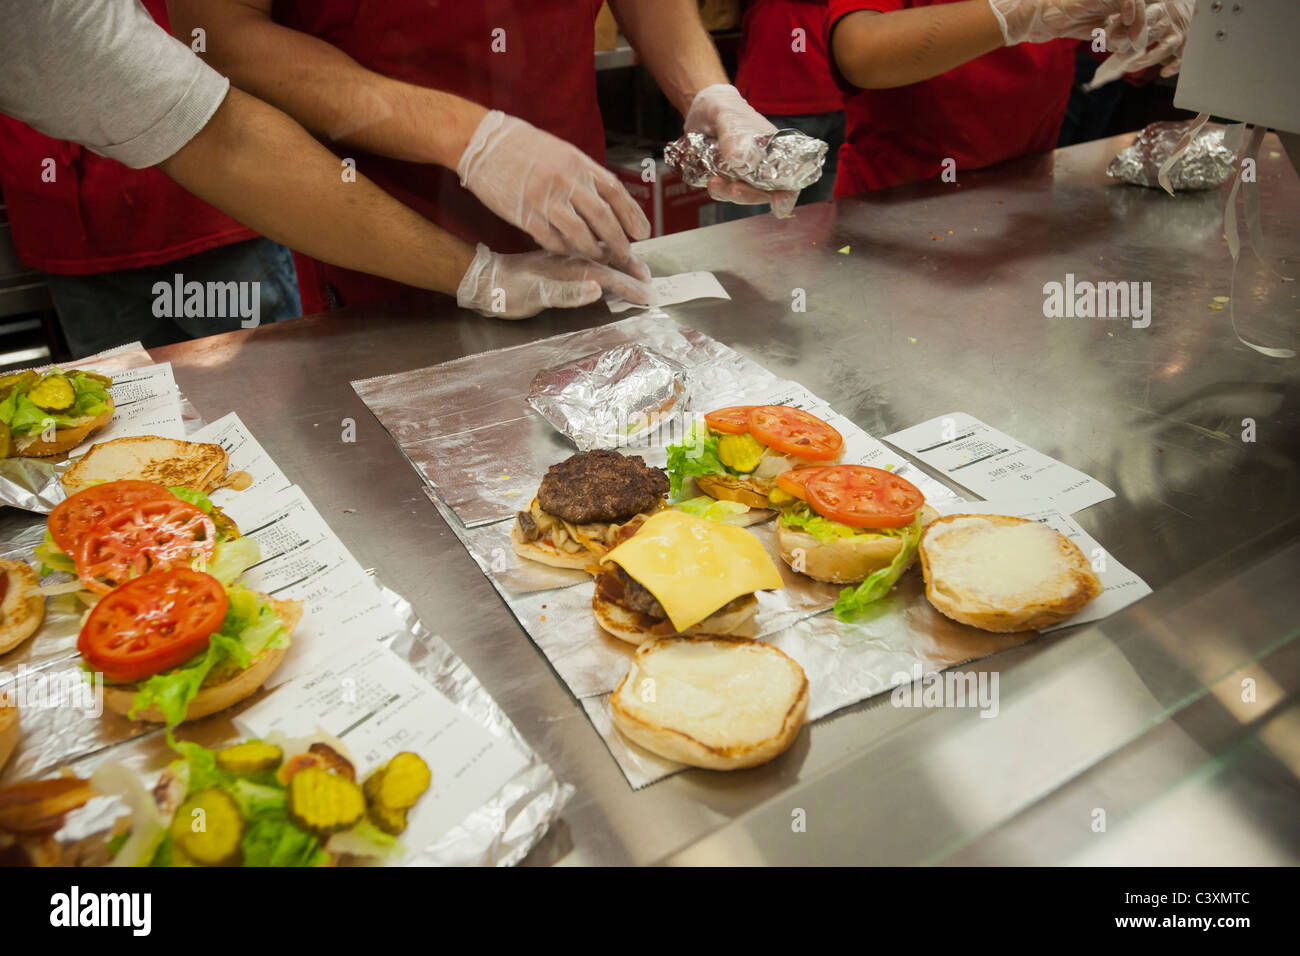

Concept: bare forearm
[[610, 0, 728, 114], [831, 3, 1004, 90], [167, 0, 483, 167], [159, 89, 474, 295]]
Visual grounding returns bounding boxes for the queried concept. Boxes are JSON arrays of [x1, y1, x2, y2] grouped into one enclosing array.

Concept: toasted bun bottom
[[0, 561, 46, 655], [0, 701, 18, 772], [104, 646, 288, 723], [610, 636, 808, 770], [13, 399, 115, 458], [695, 473, 772, 509], [510, 523, 601, 571], [593, 592, 757, 646], [919, 514, 1103, 633], [776, 503, 938, 584]]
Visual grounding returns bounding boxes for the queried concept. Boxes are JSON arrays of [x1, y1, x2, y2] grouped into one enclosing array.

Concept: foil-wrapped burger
[[665, 130, 827, 193], [1107, 121, 1235, 192]]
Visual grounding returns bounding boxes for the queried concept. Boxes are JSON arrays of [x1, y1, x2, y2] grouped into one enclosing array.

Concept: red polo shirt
[[271, 0, 607, 313], [736, 1, 843, 116], [0, 1, 257, 274], [827, 0, 1076, 195]]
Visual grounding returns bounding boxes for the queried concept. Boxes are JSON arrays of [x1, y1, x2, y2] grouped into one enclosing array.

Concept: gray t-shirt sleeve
[[0, 0, 230, 168]]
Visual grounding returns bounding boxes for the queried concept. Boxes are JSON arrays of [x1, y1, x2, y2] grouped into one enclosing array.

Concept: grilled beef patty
[[537, 449, 668, 524], [595, 565, 751, 622]]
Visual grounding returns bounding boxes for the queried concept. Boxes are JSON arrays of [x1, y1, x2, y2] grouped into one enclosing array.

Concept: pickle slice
[[28, 375, 76, 413], [215, 741, 283, 777], [287, 767, 365, 837], [170, 788, 245, 866], [0, 422, 10, 459], [717, 432, 767, 474], [0, 370, 37, 402]]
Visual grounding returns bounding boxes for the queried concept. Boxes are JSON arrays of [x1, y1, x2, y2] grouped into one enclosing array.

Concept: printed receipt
[[605, 271, 730, 313], [930, 498, 1152, 631], [235, 641, 528, 853], [885, 412, 1114, 514], [67, 363, 187, 457]]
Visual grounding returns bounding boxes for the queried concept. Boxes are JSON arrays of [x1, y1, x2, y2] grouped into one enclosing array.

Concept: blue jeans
[[47, 237, 301, 358], [714, 111, 846, 223]]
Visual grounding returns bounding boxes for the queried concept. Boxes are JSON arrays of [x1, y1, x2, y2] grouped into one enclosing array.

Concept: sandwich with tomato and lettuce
[[665, 405, 844, 508], [771, 464, 937, 618], [79, 567, 301, 726], [37, 480, 254, 593]]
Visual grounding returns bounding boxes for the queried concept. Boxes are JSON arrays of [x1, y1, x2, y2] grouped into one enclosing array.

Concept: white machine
[[1173, 0, 1300, 134]]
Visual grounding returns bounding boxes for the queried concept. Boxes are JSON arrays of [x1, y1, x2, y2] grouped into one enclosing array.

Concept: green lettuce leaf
[[664, 421, 736, 498], [128, 586, 290, 727], [676, 495, 751, 524], [832, 515, 924, 620], [241, 818, 330, 868], [34, 529, 78, 577], [779, 504, 911, 544], [204, 536, 261, 586], [167, 487, 214, 513]]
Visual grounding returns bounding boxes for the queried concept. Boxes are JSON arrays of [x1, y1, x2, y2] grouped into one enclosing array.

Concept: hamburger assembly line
[[0, 0, 1296, 884]]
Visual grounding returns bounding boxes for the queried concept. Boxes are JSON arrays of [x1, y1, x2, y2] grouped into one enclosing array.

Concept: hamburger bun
[[0, 560, 45, 655], [13, 399, 115, 459], [695, 473, 772, 509], [0, 694, 18, 772], [593, 591, 757, 646], [61, 435, 229, 494], [610, 636, 808, 770], [776, 503, 939, 584], [919, 514, 1103, 633], [509, 523, 599, 571], [102, 596, 301, 724]]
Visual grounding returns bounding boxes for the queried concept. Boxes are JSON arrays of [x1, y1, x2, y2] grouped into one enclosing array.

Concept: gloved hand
[[683, 84, 798, 218], [1117, 1, 1192, 76], [457, 111, 652, 280], [987, 0, 1146, 47], [456, 243, 653, 318]]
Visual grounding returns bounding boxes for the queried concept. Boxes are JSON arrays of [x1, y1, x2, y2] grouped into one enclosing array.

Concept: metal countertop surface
[[150, 132, 1300, 865]]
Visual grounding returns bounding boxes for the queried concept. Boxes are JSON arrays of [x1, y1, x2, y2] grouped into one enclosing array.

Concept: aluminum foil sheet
[[1107, 121, 1235, 191], [665, 129, 826, 193], [0, 509, 569, 866], [527, 344, 689, 451]]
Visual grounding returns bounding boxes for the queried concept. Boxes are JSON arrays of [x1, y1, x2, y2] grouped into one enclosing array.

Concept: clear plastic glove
[[987, 0, 1145, 47], [1117, 1, 1192, 76], [457, 111, 652, 279], [456, 243, 653, 319], [683, 84, 798, 218]]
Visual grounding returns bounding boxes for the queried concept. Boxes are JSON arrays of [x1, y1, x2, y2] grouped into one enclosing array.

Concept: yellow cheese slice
[[602, 510, 784, 631]]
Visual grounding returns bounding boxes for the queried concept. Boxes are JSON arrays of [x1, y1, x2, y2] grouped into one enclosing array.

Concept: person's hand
[[987, 0, 1146, 47], [457, 111, 652, 279], [1116, 1, 1192, 76], [456, 243, 653, 319], [683, 84, 798, 218]]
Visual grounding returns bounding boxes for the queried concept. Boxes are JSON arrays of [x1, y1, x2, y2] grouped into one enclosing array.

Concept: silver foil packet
[[527, 344, 688, 452], [1107, 121, 1235, 191], [665, 129, 827, 193]]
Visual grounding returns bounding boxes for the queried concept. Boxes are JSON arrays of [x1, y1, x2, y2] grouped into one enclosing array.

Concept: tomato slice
[[75, 498, 217, 595], [48, 481, 174, 556], [775, 467, 827, 500], [804, 465, 924, 529], [703, 406, 758, 435], [746, 406, 843, 461], [78, 569, 227, 683]]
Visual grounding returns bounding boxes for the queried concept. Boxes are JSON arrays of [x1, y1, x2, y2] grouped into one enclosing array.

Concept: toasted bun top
[[921, 514, 1097, 607], [61, 436, 228, 494]]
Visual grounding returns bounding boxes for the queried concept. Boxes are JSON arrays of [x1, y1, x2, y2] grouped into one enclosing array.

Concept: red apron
[[736, 0, 843, 116], [0, 1, 258, 275], [272, 0, 607, 313], [827, 0, 1076, 194]]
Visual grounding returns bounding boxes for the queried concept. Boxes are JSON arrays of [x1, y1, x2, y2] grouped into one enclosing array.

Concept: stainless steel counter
[[149, 132, 1300, 865]]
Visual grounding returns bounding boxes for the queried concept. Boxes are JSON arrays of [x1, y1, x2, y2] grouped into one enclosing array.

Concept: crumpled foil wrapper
[[1107, 121, 1235, 191], [527, 344, 688, 452], [0, 458, 67, 513], [665, 129, 826, 192]]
